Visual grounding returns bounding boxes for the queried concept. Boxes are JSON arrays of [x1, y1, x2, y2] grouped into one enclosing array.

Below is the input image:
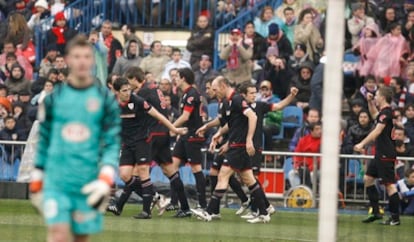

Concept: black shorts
[[250, 151, 263, 175], [120, 140, 150, 166], [150, 135, 172, 164], [211, 154, 225, 170], [366, 156, 396, 184], [172, 135, 205, 164], [223, 147, 252, 171]]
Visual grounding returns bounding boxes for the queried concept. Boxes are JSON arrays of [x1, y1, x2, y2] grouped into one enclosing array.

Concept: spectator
[[390, 76, 410, 108], [341, 109, 374, 154], [257, 80, 282, 157], [289, 108, 320, 151], [50, 0, 65, 16], [220, 28, 253, 85], [162, 45, 173, 58], [264, 48, 294, 99], [57, 68, 68, 83], [291, 61, 314, 109], [347, 3, 375, 46], [243, 21, 267, 62], [163, 48, 191, 79], [164, 94, 180, 123], [47, 12, 78, 55], [347, 98, 365, 130], [9, 0, 32, 20], [31, 68, 58, 96], [353, 75, 377, 109], [393, 107, 406, 127], [396, 168, 414, 215], [0, 96, 11, 130], [100, 20, 123, 73], [139, 41, 170, 81], [53, 54, 67, 71], [186, 14, 214, 70], [38, 44, 59, 78], [394, 125, 411, 144], [27, 0, 51, 30], [275, 0, 302, 21], [395, 140, 414, 178], [194, 55, 218, 101], [404, 103, 414, 146], [402, 9, 414, 39], [144, 72, 157, 88], [289, 121, 322, 188], [0, 116, 26, 163], [121, 24, 144, 57], [159, 77, 179, 110], [0, 52, 18, 80], [282, 7, 297, 48], [88, 30, 108, 86], [367, 23, 409, 79], [0, 40, 33, 81], [112, 39, 142, 76], [379, 6, 401, 34], [5, 63, 31, 95], [254, 6, 283, 38], [294, 8, 324, 63], [266, 23, 293, 62], [353, 23, 381, 78], [288, 43, 311, 72], [12, 100, 32, 137], [0, 84, 7, 97], [408, 68, 414, 96], [6, 12, 32, 51]]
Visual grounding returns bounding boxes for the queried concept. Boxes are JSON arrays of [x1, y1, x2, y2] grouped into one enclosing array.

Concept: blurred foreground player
[[29, 35, 121, 242]]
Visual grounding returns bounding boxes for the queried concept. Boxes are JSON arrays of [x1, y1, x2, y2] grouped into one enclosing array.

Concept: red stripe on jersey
[[230, 143, 246, 147], [183, 105, 194, 113], [188, 137, 206, 142]]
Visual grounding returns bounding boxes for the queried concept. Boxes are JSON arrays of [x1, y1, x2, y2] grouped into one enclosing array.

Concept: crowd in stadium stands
[[2, 0, 414, 191]]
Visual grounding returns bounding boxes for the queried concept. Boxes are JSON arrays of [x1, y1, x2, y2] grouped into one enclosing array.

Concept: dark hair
[[58, 68, 69, 77], [172, 48, 181, 55], [298, 8, 313, 24], [3, 39, 16, 47], [150, 40, 162, 50], [6, 52, 16, 59], [405, 168, 414, 178], [4, 115, 15, 123], [388, 22, 401, 33], [44, 79, 55, 87], [364, 75, 376, 83], [392, 76, 405, 88], [126, 24, 136, 33], [405, 103, 414, 111], [307, 108, 321, 117], [377, 86, 393, 103], [244, 20, 254, 29], [89, 30, 99, 36], [65, 34, 93, 55], [395, 139, 405, 148], [124, 66, 145, 83], [283, 7, 294, 14], [55, 54, 65, 59], [106, 73, 117, 88], [113, 77, 130, 91], [178, 68, 195, 85], [47, 68, 59, 76], [128, 39, 138, 45], [0, 83, 7, 90], [205, 77, 215, 86], [357, 109, 372, 123], [309, 121, 322, 131], [238, 81, 256, 94], [394, 125, 405, 132]]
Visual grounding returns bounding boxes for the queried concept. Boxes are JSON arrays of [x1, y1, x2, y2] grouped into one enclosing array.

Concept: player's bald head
[[212, 76, 230, 88]]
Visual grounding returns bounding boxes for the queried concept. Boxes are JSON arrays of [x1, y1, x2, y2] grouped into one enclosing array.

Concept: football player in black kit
[[354, 86, 401, 225], [191, 76, 270, 223], [238, 82, 298, 219], [172, 68, 207, 210], [109, 78, 187, 219]]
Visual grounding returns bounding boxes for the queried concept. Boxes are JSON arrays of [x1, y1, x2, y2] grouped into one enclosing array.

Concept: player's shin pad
[[81, 165, 115, 213]]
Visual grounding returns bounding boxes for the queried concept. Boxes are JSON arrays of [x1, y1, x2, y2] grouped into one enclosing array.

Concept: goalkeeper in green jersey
[[29, 35, 121, 242]]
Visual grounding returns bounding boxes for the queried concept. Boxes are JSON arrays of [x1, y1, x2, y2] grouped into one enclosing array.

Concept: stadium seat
[[346, 159, 364, 185], [207, 103, 219, 120], [343, 52, 360, 76], [0, 145, 19, 181], [273, 106, 303, 140], [283, 157, 294, 179], [179, 166, 196, 186]]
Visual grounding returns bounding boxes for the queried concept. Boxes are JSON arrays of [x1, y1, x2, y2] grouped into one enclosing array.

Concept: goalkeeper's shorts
[[43, 190, 103, 234]]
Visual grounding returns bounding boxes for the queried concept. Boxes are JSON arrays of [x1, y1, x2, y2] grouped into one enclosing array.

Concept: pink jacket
[[354, 23, 380, 76]]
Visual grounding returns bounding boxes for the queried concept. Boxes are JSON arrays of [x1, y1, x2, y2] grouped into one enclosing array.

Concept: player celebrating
[[192, 76, 270, 223], [29, 35, 121, 242], [110, 77, 187, 219], [172, 68, 207, 210], [124, 66, 192, 218], [354, 87, 401, 225]]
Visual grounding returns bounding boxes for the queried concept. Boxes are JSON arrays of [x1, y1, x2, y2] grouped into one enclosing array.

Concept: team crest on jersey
[[61, 123, 91, 143], [128, 103, 134, 110], [242, 100, 248, 108], [187, 96, 194, 105], [379, 114, 386, 122], [86, 98, 100, 113]]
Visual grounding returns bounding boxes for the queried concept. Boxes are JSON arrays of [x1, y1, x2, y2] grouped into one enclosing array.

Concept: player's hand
[[353, 143, 365, 153], [218, 142, 229, 156], [196, 124, 208, 137], [81, 166, 115, 213], [366, 92, 373, 101], [246, 140, 255, 157], [290, 87, 299, 96], [209, 140, 217, 153], [29, 168, 44, 214], [173, 127, 188, 136]]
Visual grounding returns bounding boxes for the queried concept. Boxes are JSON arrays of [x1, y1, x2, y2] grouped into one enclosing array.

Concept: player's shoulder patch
[[187, 96, 194, 105], [379, 114, 387, 122]]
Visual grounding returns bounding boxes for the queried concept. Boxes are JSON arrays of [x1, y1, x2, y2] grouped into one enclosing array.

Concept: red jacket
[[293, 134, 321, 171]]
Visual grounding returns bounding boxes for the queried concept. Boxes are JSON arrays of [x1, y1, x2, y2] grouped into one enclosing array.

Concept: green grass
[[0, 199, 413, 242]]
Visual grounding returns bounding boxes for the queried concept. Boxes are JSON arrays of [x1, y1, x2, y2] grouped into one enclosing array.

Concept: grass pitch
[[0, 199, 413, 242]]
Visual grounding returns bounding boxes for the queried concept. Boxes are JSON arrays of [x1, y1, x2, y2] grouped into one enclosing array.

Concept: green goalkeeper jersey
[[35, 83, 121, 194]]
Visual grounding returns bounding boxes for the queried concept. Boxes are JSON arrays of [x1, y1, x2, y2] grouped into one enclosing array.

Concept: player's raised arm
[[367, 92, 379, 119], [271, 87, 298, 111]]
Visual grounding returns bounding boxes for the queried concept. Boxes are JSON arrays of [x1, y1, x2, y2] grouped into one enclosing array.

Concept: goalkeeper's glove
[[29, 168, 44, 214], [81, 165, 115, 213]]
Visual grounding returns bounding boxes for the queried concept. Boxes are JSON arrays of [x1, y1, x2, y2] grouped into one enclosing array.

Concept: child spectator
[[294, 8, 324, 63], [0, 116, 26, 164], [186, 14, 214, 70], [396, 168, 414, 215], [353, 75, 377, 109], [254, 6, 283, 38], [12, 101, 32, 137], [367, 23, 409, 79], [353, 23, 381, 78], [0, 40, 33, 81], [5, 63, 31, 95], [47, 12, 78, 54], [347, 3, 375, 46]]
